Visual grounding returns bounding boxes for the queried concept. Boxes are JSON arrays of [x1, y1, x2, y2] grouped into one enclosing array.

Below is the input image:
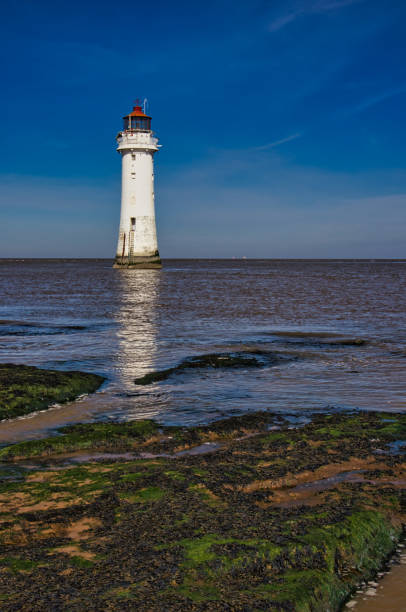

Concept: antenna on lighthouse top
[[143, 98, 148, 115]]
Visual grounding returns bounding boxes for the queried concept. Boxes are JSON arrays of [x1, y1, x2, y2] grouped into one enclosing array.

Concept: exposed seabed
[[0, 381, 405, 611]]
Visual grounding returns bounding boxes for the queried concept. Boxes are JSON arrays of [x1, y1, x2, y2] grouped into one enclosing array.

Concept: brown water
[[0, 259, 405, 444]]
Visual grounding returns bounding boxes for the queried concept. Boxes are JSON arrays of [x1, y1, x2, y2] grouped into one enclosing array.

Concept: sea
[[0, 258, 405, 444]]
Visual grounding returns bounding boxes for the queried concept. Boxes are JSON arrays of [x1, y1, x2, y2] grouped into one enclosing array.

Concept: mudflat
[[0, 409, 405, 611]]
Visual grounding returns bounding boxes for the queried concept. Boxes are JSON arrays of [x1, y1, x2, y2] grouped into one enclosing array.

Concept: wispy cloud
[[268, 0, 364, 32], [214, 133, 303, 159], [347, 85, 406, 115], [268, 11, 302, 32], [253, 133, 303, 151], [159, 153, 406, 257]]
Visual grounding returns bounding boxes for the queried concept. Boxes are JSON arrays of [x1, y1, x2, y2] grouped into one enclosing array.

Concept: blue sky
[[1, 0, 405, 257]]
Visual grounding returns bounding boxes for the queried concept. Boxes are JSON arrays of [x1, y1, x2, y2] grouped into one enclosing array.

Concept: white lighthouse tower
[[114, 101, 161, 268]]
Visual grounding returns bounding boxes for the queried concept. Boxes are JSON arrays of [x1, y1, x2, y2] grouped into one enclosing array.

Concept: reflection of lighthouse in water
[[113, 270, 161, 419], [115, 270, 160, 381], [44, 271, 163, 425]]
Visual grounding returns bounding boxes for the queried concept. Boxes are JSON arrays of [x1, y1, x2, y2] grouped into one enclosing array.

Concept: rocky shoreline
[[0, 373, 405, 611], [0, 364, 104, 421]]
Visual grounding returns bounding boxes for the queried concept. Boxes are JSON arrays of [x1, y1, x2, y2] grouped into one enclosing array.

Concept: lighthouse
[[114, 101, 161, 269]]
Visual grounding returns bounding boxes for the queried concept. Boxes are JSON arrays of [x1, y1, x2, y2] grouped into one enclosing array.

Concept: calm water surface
[[0, 259, 405, 442]]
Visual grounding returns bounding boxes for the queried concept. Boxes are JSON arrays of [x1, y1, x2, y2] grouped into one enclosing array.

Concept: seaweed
[[0, 419, 158, 460], [0, 364, 105, 420], [0, 410, 404, 611], [134, 350, 293, 385]]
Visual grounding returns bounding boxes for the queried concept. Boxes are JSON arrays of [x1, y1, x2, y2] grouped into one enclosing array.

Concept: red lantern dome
[[123, 101, 151, 132]]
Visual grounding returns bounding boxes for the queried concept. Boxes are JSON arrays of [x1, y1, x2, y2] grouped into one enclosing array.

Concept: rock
[[365, 588, 377, 596]]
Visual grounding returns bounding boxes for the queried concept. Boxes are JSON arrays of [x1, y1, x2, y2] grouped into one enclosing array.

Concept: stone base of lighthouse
[[113, 252, 162, 269]]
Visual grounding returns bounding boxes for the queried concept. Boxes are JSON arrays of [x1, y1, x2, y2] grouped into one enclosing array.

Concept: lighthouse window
[[124, 116, 151, 131], [134, 117, 150, 130], [131, 218, 136, 229]]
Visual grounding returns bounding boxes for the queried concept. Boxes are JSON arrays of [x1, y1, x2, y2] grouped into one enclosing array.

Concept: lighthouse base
[[113, 254, 162, 269]]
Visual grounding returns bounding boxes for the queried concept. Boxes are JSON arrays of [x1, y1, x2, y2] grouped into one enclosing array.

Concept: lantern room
[[123, 103, 151, 132]]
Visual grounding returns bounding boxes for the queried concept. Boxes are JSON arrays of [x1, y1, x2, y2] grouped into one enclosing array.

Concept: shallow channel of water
[[0, 259, 405, 441]]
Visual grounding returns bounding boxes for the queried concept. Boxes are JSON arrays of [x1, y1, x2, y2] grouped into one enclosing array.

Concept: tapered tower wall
[[114, 104, 161, 269]]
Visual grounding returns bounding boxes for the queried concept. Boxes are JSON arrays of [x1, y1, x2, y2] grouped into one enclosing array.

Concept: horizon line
[[0, 257, 405, 262]]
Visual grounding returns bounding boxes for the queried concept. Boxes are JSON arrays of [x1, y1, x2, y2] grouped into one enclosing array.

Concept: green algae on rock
[[0, 411, 405, 611], [0, 419, 159, 460], [0, 364, 105, 421], [133, 350, 295, 385]]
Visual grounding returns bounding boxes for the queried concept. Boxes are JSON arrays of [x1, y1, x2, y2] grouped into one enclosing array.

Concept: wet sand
[[0, 393, 111, 445], [0, 410, 405, 610], [1, 259, 405, 609], [349, 559, 406, 611]]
